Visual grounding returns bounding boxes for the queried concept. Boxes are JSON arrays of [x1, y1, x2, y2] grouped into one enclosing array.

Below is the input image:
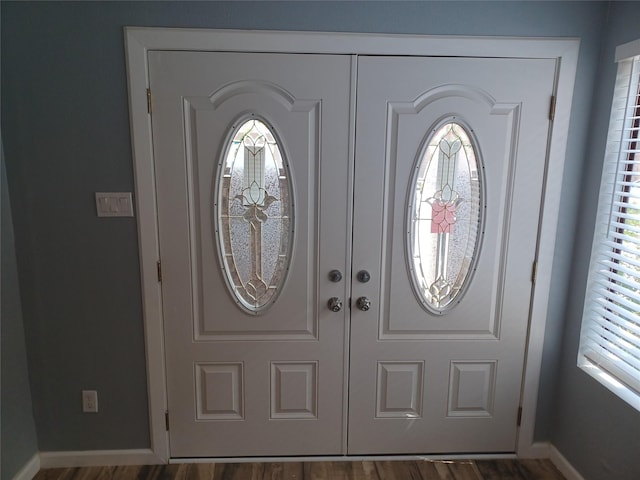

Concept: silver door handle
[[328, 297, 343, 312], [356, 296, 371, 311]]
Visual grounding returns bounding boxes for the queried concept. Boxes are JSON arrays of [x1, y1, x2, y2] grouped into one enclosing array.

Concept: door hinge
[[549, 95, 556, 121], [165, 411, 169, 431], [517, 406, 523, 427], [157, 261, 162, 282], [531, 260, 538, 284], [147, 88, 152, 114]]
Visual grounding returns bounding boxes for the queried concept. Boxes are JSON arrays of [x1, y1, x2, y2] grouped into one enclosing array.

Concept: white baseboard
[[517, 441, 551, 459], [549, 445, 585, 480], [39, 449, 164, 468], [28, 444, 584, 478], [11, 453, 40, 480]]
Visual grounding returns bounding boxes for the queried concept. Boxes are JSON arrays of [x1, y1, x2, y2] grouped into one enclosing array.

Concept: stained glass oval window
[[407, 120, 484, 314], [215, 118, 293, 313]]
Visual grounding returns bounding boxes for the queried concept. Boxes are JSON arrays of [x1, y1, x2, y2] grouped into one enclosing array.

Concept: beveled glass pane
[[217, 118, 293, 312], [408, 121, 483, 313]]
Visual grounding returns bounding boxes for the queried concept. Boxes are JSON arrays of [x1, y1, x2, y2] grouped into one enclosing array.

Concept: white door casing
[[124, 28, 579, 461], [149, 51, 353, 456]]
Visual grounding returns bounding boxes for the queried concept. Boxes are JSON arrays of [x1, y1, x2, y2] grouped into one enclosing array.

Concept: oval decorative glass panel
[[407, 120, 483, 314], [216, 118, 293, 313]]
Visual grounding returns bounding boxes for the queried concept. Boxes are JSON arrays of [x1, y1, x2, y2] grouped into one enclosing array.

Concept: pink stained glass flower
[[431, 200, 458, 234]]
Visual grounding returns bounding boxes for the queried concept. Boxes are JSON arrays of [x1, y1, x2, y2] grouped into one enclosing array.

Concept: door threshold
[[170, 453, 517, 464]]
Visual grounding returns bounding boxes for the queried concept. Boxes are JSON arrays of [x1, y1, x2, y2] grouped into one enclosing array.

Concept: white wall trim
[[39, 449, 163, 468], [549, 445, 585, 480], [124, 27, 169, 464], [125, 27, 577, 58], [124, 27, 579, 460], [517, 441, 551, 459], [10, 447, 579, 473], [615, 37, 640, 62], [515, 37, 579, 456], [11, 453, 40, 480]]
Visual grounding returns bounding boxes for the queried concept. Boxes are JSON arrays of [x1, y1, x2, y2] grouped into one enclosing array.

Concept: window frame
[[579, 38, 640, 412]]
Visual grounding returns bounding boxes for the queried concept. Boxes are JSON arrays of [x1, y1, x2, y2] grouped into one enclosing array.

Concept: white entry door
[[149, 51, 555, 457], [149, 51, 353, 457], [348, 56, 556, 453]]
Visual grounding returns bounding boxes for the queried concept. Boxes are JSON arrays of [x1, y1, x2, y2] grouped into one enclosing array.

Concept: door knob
[[328, 297, 343, 312], [356, 296, 371, 311], [328, 270, 343, 283]]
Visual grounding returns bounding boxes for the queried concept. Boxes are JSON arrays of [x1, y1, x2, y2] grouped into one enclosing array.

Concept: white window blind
[[579, 39, 640, 410]]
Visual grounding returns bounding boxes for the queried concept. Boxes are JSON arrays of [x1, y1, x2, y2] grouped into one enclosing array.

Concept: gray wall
[[0, 0, 628, 465], [1, 143, 39, 479], [551, 2, 640, 479]]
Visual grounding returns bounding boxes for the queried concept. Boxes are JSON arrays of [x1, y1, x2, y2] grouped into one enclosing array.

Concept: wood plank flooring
[[34, 459, 565, 479]]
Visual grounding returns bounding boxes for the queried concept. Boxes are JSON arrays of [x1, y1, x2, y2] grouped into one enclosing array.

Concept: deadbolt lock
[[328, 270, 343, 283], [357, 270, 371, 283]]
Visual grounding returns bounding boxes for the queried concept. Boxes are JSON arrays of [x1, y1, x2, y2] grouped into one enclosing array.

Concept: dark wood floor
[[34, 459, 565, 479]]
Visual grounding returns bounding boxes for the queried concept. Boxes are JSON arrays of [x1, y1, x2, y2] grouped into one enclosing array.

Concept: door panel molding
[[184, 95, 321, 341], [379, 95, 521, 341], [124, 27, 579, 461]]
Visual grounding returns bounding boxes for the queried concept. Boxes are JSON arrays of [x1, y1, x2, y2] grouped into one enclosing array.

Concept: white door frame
[[124, 27, 579, 462]]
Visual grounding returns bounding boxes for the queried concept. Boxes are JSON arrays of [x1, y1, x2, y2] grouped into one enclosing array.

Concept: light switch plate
[[95, 192, 134, 217]]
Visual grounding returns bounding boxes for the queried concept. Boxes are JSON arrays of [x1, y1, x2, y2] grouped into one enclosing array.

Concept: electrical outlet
[[82, 390, 98, 413]]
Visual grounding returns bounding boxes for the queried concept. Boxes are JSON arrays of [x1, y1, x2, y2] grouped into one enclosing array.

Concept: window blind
[[580, 46, 640, 405]]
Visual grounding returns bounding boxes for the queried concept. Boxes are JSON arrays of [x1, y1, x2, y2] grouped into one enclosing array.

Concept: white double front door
[[149, 51, 555, 457]]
